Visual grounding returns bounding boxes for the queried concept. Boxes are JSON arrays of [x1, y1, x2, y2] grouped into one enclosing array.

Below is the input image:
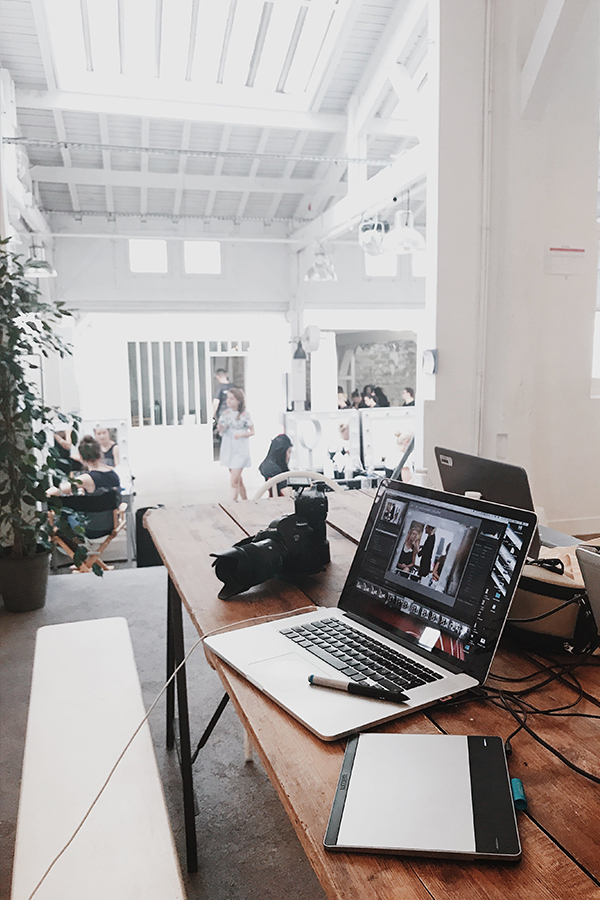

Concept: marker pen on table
[[308, 674, 408, 704]]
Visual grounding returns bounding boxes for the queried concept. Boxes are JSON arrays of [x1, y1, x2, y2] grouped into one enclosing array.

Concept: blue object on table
[[511, 777, 527, 811]]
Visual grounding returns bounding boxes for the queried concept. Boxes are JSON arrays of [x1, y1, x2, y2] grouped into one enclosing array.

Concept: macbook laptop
[[434, 446, 541, 558], [205, 480, 537, 741]]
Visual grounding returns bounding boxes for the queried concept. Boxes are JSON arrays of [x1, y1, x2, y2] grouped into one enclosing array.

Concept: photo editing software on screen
[[344, 486, 528, 672]]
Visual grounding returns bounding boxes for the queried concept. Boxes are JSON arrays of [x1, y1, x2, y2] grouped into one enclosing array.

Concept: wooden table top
[[146, 494, 600, 900]]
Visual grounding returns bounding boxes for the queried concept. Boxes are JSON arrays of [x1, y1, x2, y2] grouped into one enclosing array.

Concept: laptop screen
[[434, 446, 541, 558], [338, 480, 537, 682]]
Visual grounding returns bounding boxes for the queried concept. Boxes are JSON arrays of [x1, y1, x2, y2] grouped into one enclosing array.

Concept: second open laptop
[[434, 446, 541, 558], [205, 480, 537, 741]]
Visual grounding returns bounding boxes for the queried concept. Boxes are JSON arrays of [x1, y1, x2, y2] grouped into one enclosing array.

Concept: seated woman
[[259, 434, 292, 496], [48, 435, 120, 496], [94, 425, 120, 468]]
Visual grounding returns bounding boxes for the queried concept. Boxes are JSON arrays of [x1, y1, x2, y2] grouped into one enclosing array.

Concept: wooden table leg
[[167, 576, 198, 873]]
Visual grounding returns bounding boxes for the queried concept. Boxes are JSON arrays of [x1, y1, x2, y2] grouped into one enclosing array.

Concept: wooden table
[[146, 493, 600, 900]]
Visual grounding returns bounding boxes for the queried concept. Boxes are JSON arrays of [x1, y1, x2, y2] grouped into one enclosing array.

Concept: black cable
[[495, 690, 600, 786], [507, 593, 584, 623]]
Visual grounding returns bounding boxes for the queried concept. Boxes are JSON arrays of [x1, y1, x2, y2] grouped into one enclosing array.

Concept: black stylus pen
[[308, 674, 408, 704]]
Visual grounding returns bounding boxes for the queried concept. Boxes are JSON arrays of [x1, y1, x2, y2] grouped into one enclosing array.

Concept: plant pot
[[0, 549, 51, 612]]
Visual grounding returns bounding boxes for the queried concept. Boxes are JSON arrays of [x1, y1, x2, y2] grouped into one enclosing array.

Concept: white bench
[[11, 617, 186, 900]]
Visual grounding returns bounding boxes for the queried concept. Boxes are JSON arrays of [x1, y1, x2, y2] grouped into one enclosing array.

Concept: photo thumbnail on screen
[[388, 510, 478, 602]]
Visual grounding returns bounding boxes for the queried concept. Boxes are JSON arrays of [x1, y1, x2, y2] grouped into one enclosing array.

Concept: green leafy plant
[[0, 238, 100, 573]]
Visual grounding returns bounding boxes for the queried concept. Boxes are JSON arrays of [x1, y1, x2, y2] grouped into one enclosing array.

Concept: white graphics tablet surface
[[324, 733, 521, 861]]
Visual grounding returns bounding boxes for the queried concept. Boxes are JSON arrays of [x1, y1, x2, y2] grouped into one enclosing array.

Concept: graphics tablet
[[324, 733, 521, 861]]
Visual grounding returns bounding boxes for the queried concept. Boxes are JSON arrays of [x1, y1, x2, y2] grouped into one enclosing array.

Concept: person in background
[[94, 425, 120, 468], [417, 525, 436, 580], [217, 387, 255, 501], [337, 386, 351, 409], [350, 390, 361, 409], [259, 434, 292, 496], [359, 385, 377, 408], [48, 435, 120, 496], [373, 386, 390, 407], [402, 387, 415, 406], [212, 368, 234, 422]]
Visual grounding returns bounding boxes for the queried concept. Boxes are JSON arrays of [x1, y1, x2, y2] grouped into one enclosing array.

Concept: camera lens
[[212, 538, 285, 600]]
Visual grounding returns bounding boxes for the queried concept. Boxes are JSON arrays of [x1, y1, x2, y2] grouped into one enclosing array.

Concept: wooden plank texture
[[147, 498, 600, 900]]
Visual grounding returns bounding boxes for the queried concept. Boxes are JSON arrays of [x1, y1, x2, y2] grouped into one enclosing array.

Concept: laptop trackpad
[[247, 651, 330, 693]]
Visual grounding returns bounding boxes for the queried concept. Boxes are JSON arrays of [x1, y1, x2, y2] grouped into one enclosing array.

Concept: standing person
[[417, 525, 436, 580], [212, 368, 234, 422], [217, 387, 255, 501], [402, 387, 415, 406], [94, 425, 120, 467]]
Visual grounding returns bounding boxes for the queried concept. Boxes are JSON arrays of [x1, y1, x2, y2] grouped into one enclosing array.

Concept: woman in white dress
[[217, 387, 255, 500]]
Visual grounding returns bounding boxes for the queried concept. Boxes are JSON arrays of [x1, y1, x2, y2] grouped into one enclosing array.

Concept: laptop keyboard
[[279, 618, 443, 693]]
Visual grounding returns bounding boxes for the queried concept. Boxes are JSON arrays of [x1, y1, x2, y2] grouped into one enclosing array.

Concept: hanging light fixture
[[382, 193, 425, 255], [23, 244, 57, 278], [358, 216, 389, 256], [304, 247, 337, 282]]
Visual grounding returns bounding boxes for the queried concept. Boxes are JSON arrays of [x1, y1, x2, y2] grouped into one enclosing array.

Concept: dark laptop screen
[[338, 480, 537, 682], [434, 446, 541, 558]]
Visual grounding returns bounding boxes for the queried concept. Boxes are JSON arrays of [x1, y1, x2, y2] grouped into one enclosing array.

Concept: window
[[364, 253, 397, 277], [184, 241, 222, 274], [129, 239, 168, 273], [127, 341, 208, 427]]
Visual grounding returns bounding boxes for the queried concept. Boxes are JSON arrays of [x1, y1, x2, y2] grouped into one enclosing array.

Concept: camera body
[[211, 486, 330, 600]]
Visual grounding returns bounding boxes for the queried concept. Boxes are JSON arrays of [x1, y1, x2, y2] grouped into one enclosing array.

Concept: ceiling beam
[[140, 118, 150, 217], [98, 114, 114, 214], [351, 0, 428, 136], [293, 133, 347, 220], [520, 0, 591, 118], [15, 89, 414, 137], [206, 125, 231, 218], [264, 130, 309, 220], [30, 165, 346, 197], [16, 88, 346, 134], [172, 121, 191, 218], [52, 110, 80, 213], [310, 4, 364, 112], [290, 143, 426, 248]]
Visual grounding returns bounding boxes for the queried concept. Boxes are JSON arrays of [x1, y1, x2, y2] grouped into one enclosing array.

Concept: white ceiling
[[0, 0, 429, 245]]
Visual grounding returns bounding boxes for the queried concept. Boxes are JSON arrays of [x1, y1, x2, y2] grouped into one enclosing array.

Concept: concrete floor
[[0, 566, 326, 900]]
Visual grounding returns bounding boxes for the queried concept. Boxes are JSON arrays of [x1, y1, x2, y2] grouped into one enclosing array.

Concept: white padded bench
[[11, 617, 186, 900]]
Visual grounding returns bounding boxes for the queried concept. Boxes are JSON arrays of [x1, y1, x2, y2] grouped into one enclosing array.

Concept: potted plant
[[0, 239, 95, 612]]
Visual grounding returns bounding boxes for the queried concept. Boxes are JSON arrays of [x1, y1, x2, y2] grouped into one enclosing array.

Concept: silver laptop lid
[[338, 479, 537, 684]]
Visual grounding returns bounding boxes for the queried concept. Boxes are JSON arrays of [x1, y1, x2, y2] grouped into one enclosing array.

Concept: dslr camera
[[211, 482, 330, 600]]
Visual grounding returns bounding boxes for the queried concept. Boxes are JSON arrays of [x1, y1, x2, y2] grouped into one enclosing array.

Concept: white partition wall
[[423, 0, 600, 534]]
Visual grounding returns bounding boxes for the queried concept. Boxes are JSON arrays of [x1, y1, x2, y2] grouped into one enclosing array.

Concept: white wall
[[423, 0, 600, 534]]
